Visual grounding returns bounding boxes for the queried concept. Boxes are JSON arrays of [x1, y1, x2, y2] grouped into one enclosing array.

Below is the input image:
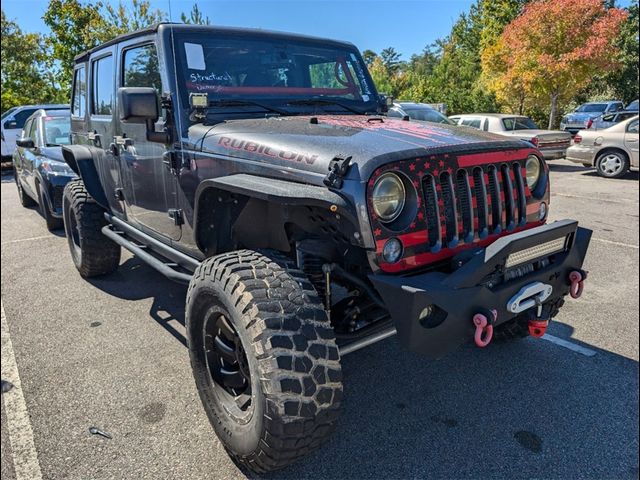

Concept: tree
[[1, 10, 65, 112], [180, 3, 211, 25], [43, 0, 165, 96], [483, 0, 627, 128], [361, 49, 378, 67], [380, 47, 402, 73]]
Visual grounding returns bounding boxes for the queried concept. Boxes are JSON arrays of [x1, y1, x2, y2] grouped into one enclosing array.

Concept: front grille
[[421, 162, 528, 249], [51, 185, 64, 211]]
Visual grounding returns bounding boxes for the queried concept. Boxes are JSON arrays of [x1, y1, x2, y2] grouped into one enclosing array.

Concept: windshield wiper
[[206, 99, 289, 116], [285, 98, 369, 115]]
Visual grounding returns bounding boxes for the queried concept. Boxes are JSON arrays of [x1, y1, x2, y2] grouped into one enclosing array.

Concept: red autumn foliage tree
[[482, 0, 627, 128]]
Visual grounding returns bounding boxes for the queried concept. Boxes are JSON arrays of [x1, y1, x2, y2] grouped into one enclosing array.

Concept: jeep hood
[[189, 115, 528, 178]]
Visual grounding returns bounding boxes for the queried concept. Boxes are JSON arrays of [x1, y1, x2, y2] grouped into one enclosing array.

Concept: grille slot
[[439, 171, 459, 247], [501, 163, 516, 230], [422, 174, 442, 249], [421, 161, 530, 248], [512, 162, 527, 225]]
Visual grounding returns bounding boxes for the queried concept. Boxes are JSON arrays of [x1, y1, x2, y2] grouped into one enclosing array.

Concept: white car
[[566, 115, 639, 178], [449, 113, 572, 160], [1, 104, 69, 160]]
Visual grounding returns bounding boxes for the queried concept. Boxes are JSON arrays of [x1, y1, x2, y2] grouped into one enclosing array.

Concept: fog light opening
[[418, 304, 447, 329]]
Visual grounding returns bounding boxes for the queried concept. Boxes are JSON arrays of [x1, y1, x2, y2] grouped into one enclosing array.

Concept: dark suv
[[61, 23, 591, 472]]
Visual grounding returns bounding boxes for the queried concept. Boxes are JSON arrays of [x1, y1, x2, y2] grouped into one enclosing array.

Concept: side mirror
[[118, 87, 169, 144], [5, 120, 17, 129], [378, 94, 393, 113], [16, 137, 34, 149]]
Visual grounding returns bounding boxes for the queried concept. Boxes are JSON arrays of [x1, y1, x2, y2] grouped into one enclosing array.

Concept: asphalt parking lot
[[1, 160, 638, 480]]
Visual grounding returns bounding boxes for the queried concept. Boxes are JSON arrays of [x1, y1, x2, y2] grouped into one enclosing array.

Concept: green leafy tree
[[1, 10, 65, 112], [361, 49, 378, 66], [44, 0, 165, 97], [180, 3, 211, 25], [380, 47, 403, 73]]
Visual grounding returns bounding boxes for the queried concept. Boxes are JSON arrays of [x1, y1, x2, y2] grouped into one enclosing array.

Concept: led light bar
[[505, 236, 568, 269]]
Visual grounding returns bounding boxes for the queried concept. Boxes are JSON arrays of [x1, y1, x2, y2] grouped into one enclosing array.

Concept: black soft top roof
[[74, 23, 357, 62]]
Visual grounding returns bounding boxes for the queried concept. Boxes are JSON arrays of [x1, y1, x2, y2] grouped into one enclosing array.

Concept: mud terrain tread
[[63, 180, 120, 277], [186, 249, 342, 473]]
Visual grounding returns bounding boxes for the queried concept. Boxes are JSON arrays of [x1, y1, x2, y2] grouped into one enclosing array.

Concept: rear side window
[[72, 66, 87, 118], [123, 44, 161, 90], [92, 55, 114, 115], [461, 118, 482, 129]]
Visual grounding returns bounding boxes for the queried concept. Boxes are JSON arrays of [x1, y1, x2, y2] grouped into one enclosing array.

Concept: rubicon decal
[[218, 136, 318, 164]]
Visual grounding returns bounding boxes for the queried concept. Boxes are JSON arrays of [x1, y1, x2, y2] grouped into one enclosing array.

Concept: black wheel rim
[[202, 309, 253, 418]]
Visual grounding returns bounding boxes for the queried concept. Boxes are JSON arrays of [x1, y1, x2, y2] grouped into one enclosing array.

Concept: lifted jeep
[[61, 23, 591, 472]]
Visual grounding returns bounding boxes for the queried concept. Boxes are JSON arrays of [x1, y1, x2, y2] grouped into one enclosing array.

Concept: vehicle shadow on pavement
[[87, 257, 189, 347], [86, 257, 639, 480], [549, 163, 640, 181], [256, 325, 638, 480]]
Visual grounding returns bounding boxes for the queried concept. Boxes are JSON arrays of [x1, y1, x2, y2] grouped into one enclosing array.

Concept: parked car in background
[[1, 104, 69, 160], [560, 101, 624, 134], [624, 99, 639, 112], [448, 113, 571, 160], [13, 109, 77, 230], [387, 102, 455, 124], [590, 110, 638, 130], [566, 115, 639, 179]]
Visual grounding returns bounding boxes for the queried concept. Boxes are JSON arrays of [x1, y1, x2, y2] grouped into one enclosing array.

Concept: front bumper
[[370, 220, 592, 358], [539, 147, 568, 160], [44, 174, 76, 217]]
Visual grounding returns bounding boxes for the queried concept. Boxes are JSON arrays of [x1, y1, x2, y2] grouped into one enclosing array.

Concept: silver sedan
[[566, 115, 639, 178]]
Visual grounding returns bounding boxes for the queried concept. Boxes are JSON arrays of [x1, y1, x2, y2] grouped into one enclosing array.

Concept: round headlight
[[372, 173, 406, 222], [525, 155, 542, 190]]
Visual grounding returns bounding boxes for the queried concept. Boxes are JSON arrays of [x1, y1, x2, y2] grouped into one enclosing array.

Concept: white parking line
[[591, 237, 639, 250], [1, 299, 43, 480], [541, 333, 597, 357], [1, 235, 58, 246]]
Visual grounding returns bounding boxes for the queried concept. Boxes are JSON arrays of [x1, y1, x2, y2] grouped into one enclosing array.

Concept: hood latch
[[324, 155, 352, 189]]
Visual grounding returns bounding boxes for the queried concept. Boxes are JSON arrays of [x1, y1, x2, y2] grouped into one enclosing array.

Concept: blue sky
[[2, 0, 633, 60]]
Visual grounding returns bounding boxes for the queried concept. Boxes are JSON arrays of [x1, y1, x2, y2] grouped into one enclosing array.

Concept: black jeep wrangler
[[61, 23, 591, 472]]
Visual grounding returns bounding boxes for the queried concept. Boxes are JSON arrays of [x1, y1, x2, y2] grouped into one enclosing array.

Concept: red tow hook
[[473, 309, 497, 348], [528, 319, 549, 338], [569, 270, 587, 299]]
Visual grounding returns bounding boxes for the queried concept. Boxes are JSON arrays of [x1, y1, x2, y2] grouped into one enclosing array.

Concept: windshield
[[403, 107, 454, 124], [576, 103, 607, 113], [501, 117, 538, 130], [174, 34, 376, 115], [43, 116, 71, 146], [626, 100, 639, 111]]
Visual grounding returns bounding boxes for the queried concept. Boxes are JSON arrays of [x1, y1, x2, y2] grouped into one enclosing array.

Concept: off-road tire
[[494, 299, 564, 342], [36, 180, 63, 231], [15, 172, 36, 207], [186, 249, 342, 473], [63, 180, 121, 277]]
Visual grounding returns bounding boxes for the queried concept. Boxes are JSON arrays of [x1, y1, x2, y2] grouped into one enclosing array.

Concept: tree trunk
[[548, 91, 559, 130]]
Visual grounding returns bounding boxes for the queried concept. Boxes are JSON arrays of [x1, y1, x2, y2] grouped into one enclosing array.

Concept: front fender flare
[[62, 145, 110, 210]]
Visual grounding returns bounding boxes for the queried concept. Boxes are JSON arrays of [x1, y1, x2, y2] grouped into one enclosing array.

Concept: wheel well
[[596, 147, 630, 163], [194, 185, 359, 258]]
